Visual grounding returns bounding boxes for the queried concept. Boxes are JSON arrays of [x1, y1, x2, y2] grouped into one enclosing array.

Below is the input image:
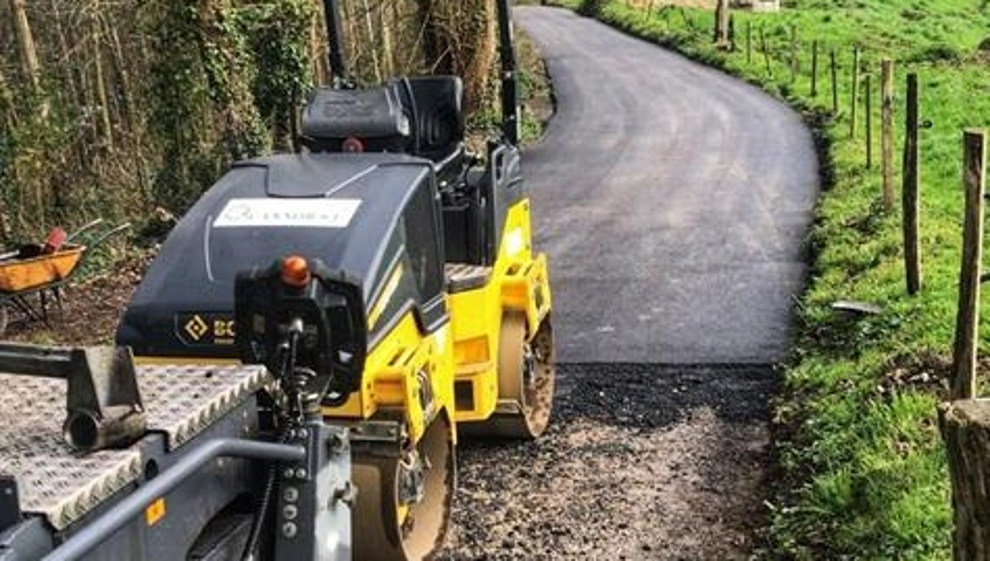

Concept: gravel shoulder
[[439, 365, 777, 560]]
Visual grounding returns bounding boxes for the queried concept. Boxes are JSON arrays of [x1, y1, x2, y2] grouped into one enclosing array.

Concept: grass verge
[[543, 0, 990, 558]]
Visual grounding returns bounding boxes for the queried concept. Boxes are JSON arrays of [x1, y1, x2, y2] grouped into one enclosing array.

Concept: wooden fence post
[[746, 21, 753, 64], [903, 73, 922, 295], [939, 399, 990, 561], [679, 7, 693, 30], [830, 49, 838, 114], [746, 21, 752, 64], [760, 26, 772, 77], [790, 25, 799, 83], [714, 0, 729, 47], [882, 60, 895, 211], [865, 73, 873, 169], [850, 47, 860, 138], [811, 40, 819, 97], [729, 15, 736, 51], [952, 129, 987, 400], [713, 1, 720, 42]]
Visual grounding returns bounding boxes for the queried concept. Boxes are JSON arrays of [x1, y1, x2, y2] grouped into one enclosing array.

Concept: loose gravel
[[438, 364, 777, 560]]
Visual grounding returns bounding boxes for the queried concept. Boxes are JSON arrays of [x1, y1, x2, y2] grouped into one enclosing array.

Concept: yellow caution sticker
[[368, 264, 404, 329], [145, 498, 166, 527]]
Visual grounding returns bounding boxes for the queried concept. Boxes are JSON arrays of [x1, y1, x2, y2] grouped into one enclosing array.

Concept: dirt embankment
[[2, 253, 151, 346]]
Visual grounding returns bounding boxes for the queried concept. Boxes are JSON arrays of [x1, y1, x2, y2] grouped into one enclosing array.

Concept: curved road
[[518, 7, 818, 364], [442, 8, 819, 559]]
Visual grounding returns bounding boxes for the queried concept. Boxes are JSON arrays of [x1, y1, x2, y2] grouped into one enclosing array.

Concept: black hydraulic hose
[[41, 439, 306, 561], [241, 324, 300, 560], [240, 460, 279, 561]]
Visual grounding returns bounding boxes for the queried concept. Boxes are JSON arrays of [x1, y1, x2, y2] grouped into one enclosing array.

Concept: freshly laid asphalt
[[516, 7, 819, 364]]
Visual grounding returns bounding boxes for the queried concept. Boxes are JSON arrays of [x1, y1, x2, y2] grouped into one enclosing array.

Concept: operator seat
[[404, 76, 466, 184], [300, 85, 411, 153], [299, 76, 466, 184]]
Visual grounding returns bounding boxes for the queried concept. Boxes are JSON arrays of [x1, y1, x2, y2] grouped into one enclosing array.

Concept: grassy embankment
[[548, 0, 990, 558], [468, 29, 555, 147]]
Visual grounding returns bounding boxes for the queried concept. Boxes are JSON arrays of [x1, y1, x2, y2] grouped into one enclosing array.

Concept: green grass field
[[546, 0, 990, 558]]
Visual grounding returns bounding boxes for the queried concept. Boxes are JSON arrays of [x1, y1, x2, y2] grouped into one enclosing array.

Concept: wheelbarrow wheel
[[0, 303, 8, 337]]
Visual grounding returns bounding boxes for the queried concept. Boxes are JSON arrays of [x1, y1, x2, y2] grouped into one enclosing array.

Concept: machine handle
[[41, 438, 306, 561]]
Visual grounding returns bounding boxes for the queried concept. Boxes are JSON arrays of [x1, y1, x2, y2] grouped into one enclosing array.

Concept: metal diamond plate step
[[0, 364, 271, 530]]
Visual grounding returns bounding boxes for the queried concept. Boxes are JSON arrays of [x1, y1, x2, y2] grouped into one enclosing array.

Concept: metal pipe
[[42, 439, 307, 561], [496, 0, 520, 145], [0, 343, 74, 378]]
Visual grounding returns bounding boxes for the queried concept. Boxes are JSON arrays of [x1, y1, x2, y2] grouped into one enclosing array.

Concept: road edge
[[527, 3, 831, 557]]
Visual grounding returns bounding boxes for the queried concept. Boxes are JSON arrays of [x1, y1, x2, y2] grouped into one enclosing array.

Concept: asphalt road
[[517, 7, 819, 364]]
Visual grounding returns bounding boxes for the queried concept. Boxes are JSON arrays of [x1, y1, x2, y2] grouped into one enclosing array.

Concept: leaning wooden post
[[952, 129, 987, 401], [746, 21, 753, 64], [714, 0, 729, 47], [939, 400, 990, 561], [865, 73, 873, 169], [942, 132, 990, 561], [789, 24, 799, 83], [882, 60, 895, 211], [830, 49, 838, 114], [746, 21, 753, 63], [850, 47, 860, 138], [679, 7, 693, 31], [729, 15, 736, 51], [811, 40, 819, 97], [760, 26, 772, 77], [712, 1, 721, 42], [902, 73, 922, 295]]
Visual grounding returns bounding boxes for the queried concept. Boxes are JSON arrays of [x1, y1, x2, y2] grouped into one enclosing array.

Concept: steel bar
[[41, 439, 306, 561]]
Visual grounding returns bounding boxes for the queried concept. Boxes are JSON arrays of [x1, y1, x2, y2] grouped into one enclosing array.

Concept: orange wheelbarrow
[[0, 220, 131, 336]]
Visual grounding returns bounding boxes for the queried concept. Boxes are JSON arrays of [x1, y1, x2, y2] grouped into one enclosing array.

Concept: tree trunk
[[106, 19, 136, 137], [50, 0, 82, 109], [9, 0, 41, 91], [940, 399, 990, 561], [377, 0, 395, 78], [458, 0, 496, 110], [0, 201, 10, 245], [416, 0, 452, 75], [361, 0, 383, 82], [0, 63, 13, 124], [311, 1, 328, 86], [341, 0, 361, 79], [91, 6, 115, 152]]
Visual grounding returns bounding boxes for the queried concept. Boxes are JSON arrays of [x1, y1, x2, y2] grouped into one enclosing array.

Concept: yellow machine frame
[[319, 197, 552, 445], [135, 198, 552, 447]]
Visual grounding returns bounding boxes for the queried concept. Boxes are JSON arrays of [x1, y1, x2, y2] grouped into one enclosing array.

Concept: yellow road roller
[[116, 1, 555, 558]]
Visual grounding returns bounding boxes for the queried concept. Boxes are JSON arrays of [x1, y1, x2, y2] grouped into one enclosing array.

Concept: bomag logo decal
[[176, 313, 236, 346], [184, 315, 209, 341]]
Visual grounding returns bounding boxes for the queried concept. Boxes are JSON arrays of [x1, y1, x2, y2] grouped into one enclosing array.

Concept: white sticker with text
[[213, 198, 362, 229]]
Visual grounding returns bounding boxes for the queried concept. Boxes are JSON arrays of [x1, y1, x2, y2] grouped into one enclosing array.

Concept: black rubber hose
[[241, 455, 279, 560]]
